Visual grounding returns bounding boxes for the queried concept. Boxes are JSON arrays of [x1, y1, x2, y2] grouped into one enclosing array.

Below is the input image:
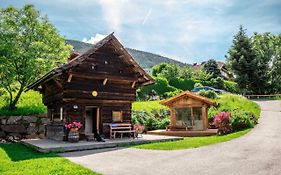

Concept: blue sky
[[1, 0, 281, 64]]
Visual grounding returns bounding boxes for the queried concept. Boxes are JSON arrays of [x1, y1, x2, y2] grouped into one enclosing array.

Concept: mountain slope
[[66, 39, 188, 71]]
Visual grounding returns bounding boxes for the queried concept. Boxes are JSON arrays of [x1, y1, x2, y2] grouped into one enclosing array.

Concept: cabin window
[[175, 107, 203, 130], [112, 111, 122, 122]]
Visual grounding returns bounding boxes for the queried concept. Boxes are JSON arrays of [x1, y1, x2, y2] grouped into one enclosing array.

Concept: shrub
[[197, 90, 218, 99], [231, 110, 257, 131], [137, 77, 177, 100], [194, 82, 203, 88], [132, 109, 170, 131], [210, 77, 224, 89], [223, 80, 238, 93], [213, 112, 231, 135], [169, 77, 195, 91], [163, 89, 182, 98]]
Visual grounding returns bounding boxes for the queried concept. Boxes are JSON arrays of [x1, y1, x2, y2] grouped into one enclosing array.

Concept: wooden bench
[[105, 123, 136, 139], [114, 130, 136, 139], [166, 125, 193, 131]]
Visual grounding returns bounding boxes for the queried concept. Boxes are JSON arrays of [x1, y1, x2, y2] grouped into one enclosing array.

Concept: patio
[[21, 134, 183, 153]]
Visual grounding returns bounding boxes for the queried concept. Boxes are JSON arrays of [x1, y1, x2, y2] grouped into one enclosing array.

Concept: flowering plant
[[64, 121, 83, 130], [213, 112, 231, 135], [133, 124, 145, 133]]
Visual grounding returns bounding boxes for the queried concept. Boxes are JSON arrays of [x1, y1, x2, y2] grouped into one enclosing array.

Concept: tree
[[226, 26, 257, 94], [151, 63, 180, 81], [252, 32, 274, 94], [269, 34, 281, 93], [0, 5, 72, 109], [203, 59, 221, 78]]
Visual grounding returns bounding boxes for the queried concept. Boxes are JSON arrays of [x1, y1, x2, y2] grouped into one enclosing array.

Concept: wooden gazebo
[[160, 91, 215, 131], [26, 33, 154, 140]]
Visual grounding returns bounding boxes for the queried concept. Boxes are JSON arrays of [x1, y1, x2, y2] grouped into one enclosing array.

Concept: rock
[[26, 133, 38, 139], [27, 123, 38, 134], [0, 130, 5, 138], [38, 125, 45, 134], [1, 124, 27, 133], [41, 118, 50, 124], [0, 117, 7, 125], [23, 116, 38, 123], [38, 133, 45, 139], [8, 133, 22, 140], [6, 135, 14, 142], [0, 138, 7, 144], [7, 116, 22, 124]]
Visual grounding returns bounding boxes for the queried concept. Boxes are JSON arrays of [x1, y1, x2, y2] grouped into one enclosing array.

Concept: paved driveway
[[61, 100, 281, 175]]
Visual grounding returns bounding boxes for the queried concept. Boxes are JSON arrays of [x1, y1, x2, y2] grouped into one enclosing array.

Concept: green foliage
[[197, 90, 218, 99], [223, 80, 238, 93], [227, 25, 257, 94], [192, 69, 213, 82], [210, 77, 224, 89], [203, 59, 221, 78], [0, 143, 100, 175], [131, 109, 170, 131], [169, 77, 196, 91], [208, 94, 260, 130], [194, 82, 203, 88], [151, 62, 180, 81], [132, 100, 168, 112], [231, 110, 257, 131], [137, 77, 178, 100], [0, 5, 72, 109], [0, 91, 46, 116], [133, 129, 250, 150]]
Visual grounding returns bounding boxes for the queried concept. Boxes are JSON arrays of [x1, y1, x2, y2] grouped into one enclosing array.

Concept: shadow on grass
[[0, 143, 57, 162]]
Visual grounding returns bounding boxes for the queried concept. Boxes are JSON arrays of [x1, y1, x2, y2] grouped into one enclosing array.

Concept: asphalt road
[[61, 100, 281, 175]]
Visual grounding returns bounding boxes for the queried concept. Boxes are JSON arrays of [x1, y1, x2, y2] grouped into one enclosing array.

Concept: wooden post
[[67, 74, 73, 82], [131, 81, 136, 88], [103, 78, 108, 85], [171, 108, 176, 130], [60, 107, 63, 121], [202, 105, 208, 130]]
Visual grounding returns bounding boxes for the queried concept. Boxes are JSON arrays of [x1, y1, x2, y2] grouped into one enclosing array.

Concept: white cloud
[[82, 34, 107, 44]]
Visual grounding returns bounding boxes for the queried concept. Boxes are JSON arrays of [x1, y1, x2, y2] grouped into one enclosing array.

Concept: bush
[[210, 77, 224, 89], [132, 109, 170, 131], [213, 112, 231, 135], [197, 90, 218, 99], [169, 77, 195, 91], [163, 89, 182, 98], [137, 77, 177, 100], [231, 110, 257, 131], [223, 80, 238, 93]]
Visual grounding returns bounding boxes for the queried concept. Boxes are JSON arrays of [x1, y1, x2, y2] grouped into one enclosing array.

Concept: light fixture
[[73, 105, 78, 109]]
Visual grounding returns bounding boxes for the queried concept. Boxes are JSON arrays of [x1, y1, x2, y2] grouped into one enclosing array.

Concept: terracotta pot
[[70, 128, 78, 132]]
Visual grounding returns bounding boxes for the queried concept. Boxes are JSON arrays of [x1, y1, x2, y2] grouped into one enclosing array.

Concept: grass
[[133, 129, 250, 150], [132, 100, 168, 112], [0, 143, 100, 175], [0, 91, 46, 116], [209, 94, 261, 119]]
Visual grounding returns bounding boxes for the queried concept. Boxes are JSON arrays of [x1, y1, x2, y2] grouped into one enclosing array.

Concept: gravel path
[[61, 100, 281, 175]]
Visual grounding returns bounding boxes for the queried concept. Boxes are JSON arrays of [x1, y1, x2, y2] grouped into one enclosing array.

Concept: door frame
[[85, 106, 100, 133]]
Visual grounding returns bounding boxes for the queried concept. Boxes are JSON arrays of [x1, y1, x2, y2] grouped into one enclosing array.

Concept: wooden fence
[[245, 94, 281, 99]]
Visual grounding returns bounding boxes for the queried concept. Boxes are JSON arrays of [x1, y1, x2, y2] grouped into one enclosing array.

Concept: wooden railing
[[245, 94, 281, 99]]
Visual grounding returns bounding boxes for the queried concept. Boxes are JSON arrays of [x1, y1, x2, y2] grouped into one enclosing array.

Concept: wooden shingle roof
[[160, 91, 216, 106]]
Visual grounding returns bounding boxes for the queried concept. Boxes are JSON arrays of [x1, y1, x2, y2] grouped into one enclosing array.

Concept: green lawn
[[133, 129, 250, 150], [0, 143, 100, 175], [132, 100, 168, 112], [0, 91, 46, 116]]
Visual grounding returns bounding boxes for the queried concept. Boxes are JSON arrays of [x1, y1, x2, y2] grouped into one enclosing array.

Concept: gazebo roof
[[160, 91, 216, 106]]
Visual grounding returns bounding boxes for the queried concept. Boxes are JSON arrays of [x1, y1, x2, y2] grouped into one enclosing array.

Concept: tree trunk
[[8, 86, 24, 110]]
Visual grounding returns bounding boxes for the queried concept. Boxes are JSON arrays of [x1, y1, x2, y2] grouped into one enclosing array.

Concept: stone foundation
[[0, 115, 49, 142], [46, 124, 65, 141]]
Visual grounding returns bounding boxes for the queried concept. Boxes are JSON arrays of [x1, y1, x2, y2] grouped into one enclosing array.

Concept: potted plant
[[65, 121, 82, 142], [133, 124, 145, 138]]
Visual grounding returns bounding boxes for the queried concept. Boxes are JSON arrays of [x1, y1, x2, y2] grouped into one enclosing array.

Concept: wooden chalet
[[147, 91, 218, 137], [26, 33, 154, 141]]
